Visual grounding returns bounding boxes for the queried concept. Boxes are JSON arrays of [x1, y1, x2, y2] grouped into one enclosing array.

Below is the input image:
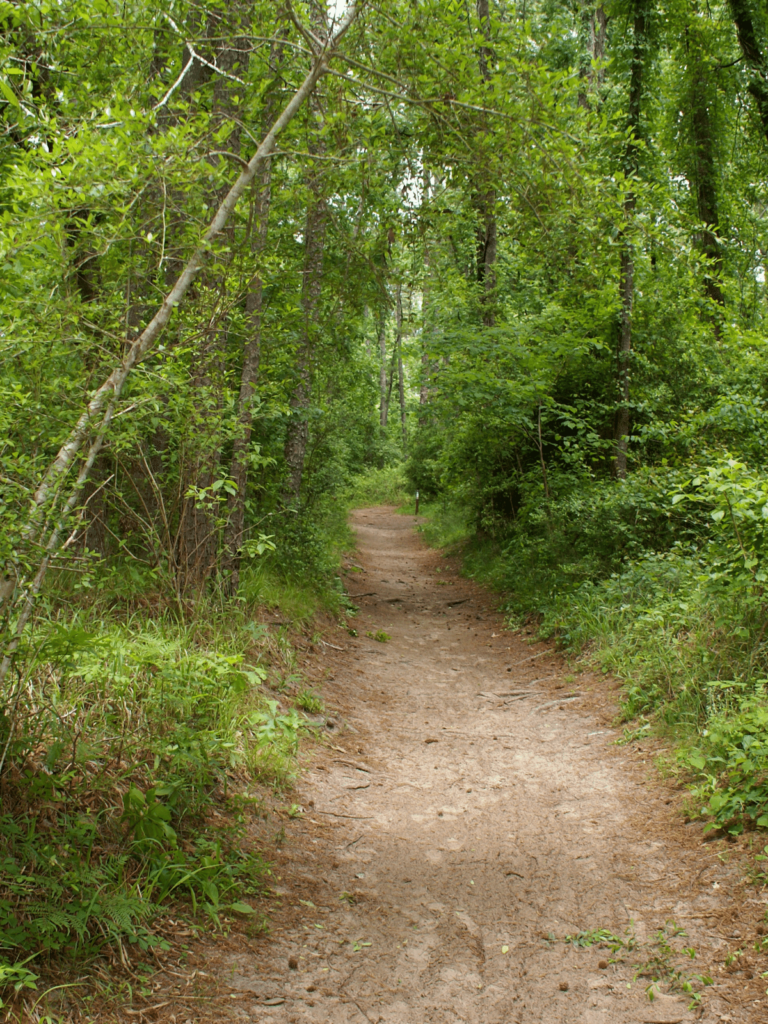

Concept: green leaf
[[228, 901, 256, 915], [0, 78, 19, 108]]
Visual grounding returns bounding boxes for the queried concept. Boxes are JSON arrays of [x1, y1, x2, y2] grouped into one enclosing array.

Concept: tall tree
[[224, 21, 287, 592], [685, 10, 725, 317], [474, 0, 497, 327], [282, 149, 329, 503], [396, 284, 407, 450], [728, 0, 768, 141], [615, 0, 653, 480]]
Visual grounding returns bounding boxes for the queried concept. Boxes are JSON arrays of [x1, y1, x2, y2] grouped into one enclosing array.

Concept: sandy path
[[206, 507, 765, 1024]]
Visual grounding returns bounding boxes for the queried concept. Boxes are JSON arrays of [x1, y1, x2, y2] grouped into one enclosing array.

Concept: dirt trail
[[206, 507, 765, 1024]]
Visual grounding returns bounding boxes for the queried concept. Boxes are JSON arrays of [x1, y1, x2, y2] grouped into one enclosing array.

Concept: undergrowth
[[345, 464, 411, 507], [0, 518, 350, 1014]]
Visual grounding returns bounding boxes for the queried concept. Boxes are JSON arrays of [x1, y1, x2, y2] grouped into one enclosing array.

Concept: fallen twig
[[321, 640, 345, 651], [507, 650, 550, 669], [313, 810, 374, 819], [530, 695, 582, 713]]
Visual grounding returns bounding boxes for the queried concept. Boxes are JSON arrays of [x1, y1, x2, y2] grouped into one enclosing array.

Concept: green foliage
[[681, 692, 768, 833], [295, 688, 324, 714], [417, 454, 768, 834], [0, 958, 38, 1010], [346, 465, 411, 507], [0, 605, 312, 962], [366, 630, 391, 643], [564, 928, 629, 952]]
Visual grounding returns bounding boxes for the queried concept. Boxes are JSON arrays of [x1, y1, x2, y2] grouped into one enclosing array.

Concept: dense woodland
[[4, 0, 768, 1001]]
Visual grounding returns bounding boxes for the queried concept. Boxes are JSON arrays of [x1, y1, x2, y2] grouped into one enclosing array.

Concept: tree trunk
[[379, 313, 388, 428], [283, 191, 328, 503], [396, 285, 407, 450], [578, 4, 607, 108], [590, 5, 608, 82], [614, 0, 650, 480], [728, 0, 768, 141], [687, 22, 725, 317], [475, 0, 497, 328], [615, 244, 634, 479], [177, 15, 247, 594], [420, 169, 432, 417], [224, 24, 287, 592], [476, 206, 497, 327], [222, 178, 271, 591]]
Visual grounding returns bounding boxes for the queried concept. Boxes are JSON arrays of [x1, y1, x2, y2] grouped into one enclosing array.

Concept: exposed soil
[[138, 507, 768, 1024]]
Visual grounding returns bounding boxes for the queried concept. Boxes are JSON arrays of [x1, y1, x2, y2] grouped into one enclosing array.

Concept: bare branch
[[153, 52, 195, 111]]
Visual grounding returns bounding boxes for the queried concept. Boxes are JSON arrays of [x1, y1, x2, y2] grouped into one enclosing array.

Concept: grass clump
[[295, 688, 324, 714]]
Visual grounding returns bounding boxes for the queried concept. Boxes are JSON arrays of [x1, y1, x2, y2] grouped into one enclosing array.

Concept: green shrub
[[346, 463, 410, 506], [681, 691, 768, 834]]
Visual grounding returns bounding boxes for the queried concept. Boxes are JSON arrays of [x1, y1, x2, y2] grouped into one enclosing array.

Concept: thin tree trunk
[[579, 4, 607, 107], [590, 5, 608, 82], [537, 401, 551, 502], [687, 22, 724, 318], [728, 0, 768, 141], [614, 0, 650, 480], [283, 192, 328, 503], [223, 181, 271, 589], [615, 244, 634, 478], [475, 0, 497, 328], [224, 25, 287, 592], [282, 0, 332, 505], [420, 169, 432, 417], [0, 4, 361, 683], [385, 331, 398, 409], [379, 313, 388, 428], [396, 285, 406, 450], [177, 15, 255, 594]]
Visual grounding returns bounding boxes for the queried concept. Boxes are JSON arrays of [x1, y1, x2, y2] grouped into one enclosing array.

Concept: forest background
[[3, 0, 768, 1004]]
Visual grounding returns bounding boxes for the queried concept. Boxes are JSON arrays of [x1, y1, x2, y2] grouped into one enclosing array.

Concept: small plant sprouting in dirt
[[245, 913, 271, 938], [367, 630, 391, 643], [632, 921, 712, 1008], [339, 891, 357, 905], [565, 928, 630, 956], [0, 959, 39, 1012], [347, 627, 358, 637], [615, 718, 651, 747], [296, 688, 324, 714], [747, 844, 768, 886], [655, 752, 680, 780]]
